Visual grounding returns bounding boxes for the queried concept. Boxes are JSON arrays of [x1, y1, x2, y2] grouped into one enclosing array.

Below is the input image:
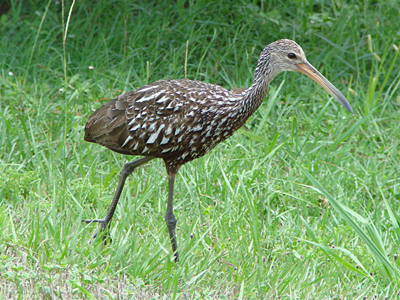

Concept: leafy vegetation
[[1, 0, 400, 298]]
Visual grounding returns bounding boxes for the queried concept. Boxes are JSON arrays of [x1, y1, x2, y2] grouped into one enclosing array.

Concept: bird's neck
[[238, 57, 278, 118], [239, 80, 269, 116]]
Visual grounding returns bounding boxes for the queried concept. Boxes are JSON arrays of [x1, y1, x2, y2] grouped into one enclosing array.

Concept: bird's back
[[85, 79, 243, 163]]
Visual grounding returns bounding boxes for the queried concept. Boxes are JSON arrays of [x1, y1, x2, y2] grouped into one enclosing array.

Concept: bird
[[82, 39, 353, 262]]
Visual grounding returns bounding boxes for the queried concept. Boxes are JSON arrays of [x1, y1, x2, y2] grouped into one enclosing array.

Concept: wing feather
[[84, 79, 237, 158]]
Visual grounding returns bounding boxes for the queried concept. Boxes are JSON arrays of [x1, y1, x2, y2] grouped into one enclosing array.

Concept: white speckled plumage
[[85, 77, 256, 173]]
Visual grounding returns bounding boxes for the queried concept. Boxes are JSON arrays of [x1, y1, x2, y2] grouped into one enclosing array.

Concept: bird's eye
[[287, 53, 297, 59]]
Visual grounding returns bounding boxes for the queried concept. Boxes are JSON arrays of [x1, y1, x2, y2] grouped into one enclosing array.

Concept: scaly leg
[[165, 173, 179, 262], [83, 156, 154, 241]]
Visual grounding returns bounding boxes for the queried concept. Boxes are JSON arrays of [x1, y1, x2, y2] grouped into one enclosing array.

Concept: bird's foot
[[82, 218, 112, 244]]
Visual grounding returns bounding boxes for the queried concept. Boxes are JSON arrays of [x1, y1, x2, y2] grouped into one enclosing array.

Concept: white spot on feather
[[138, 85, 159, 92], [192, 125, 202, 132], [148, 123, 156, 132], [136, 91, 163, 103], [146, 124, 165, 144], [165, 127, 172, 135], [122, 136, 133, 147], [130, 124, 140, 131], [160, 136, 170, 145], [156, 96, 167, 104], [166, 102, 175, 110]]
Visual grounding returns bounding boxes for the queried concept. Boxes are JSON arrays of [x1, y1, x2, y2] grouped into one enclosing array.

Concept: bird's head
[[259, 39, 353, 113]]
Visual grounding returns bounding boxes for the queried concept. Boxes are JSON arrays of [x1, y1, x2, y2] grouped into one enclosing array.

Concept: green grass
[[1, 0, 400, 298]]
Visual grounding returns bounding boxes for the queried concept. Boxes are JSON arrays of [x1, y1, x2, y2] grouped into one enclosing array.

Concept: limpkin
[[83, 39, 353, 262]]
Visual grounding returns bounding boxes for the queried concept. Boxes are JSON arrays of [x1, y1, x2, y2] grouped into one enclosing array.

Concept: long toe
[[82, 218, 106, 224], [90, 229, 112, 244], [101, 231, 112, 245]]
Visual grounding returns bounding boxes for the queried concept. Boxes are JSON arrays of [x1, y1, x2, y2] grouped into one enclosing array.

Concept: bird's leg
[[82, 156, 154, 242], [165, 173, 179, 262]]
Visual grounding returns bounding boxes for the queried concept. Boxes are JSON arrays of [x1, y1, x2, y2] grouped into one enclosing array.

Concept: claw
[[82, 218, 112, 244]]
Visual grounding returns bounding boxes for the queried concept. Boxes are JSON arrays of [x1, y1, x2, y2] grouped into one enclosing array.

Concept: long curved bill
[[297, 62, 353, 114]]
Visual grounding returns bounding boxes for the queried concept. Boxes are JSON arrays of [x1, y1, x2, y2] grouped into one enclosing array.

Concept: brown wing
[[84, 79, 238, 158], [84, 80, 189, 157], [84, 95, 133, 155], [121, 80, 194, 157]]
